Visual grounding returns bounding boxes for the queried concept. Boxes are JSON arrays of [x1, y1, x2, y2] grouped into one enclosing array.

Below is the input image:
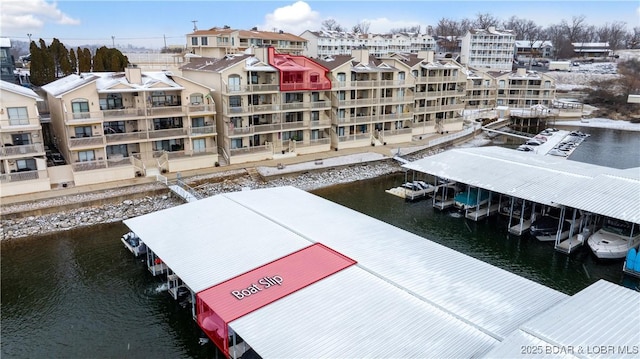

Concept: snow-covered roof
[[403, 146, 640, 223], [515, 40, 553, 48], [0, 80, 43, 101], [41, 74, 100, 98]]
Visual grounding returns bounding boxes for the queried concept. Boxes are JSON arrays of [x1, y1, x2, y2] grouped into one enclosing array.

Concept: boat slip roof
[[483, 279, 640, 358], [125, 186, 568, 358], [403, 146, 640, 224]]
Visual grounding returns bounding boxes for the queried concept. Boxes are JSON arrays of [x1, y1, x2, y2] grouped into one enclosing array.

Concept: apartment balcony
[[281, 102, 306, 111], [378, 95, 415, 104], [226, 84, 280, 94], [102, 107, 146, 120], [335, 98, 378, 107], [0, 143, 44, 157], [69, 136, 105, 149], [147, 105, 184, 117], [338, 133, 372, 143], [332, 80, 378, 89], [295, 137, 331, 150], [379, 80, 410, 87], [415, 76, 456, 83], [229, 144, 271, 157], [165, 147, 218, 159], [415, 104, 465, 113], [64, 111, 104, 125], [105, 131, 148, 143], [280, 82, 330, 91], [186, 104, 216, 115], [189, 125, 217, 137], [0, 169, 48, 183], [148, 127, 187, 139], [309, 119, 331, 128], [0, 118, 42, 131], [310, 100, 331, 110], [71, 157, 132, 172]]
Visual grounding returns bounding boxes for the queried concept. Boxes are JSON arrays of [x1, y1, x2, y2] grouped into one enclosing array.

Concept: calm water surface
[[2, 126, 639, 358]]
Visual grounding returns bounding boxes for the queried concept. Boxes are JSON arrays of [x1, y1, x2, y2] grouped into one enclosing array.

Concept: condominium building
[[181, 47, 332, 164], [464, 68, 496, 110], [301, 30, 436, 58], [571, 42, 611, 58], [460, 27, 516, 71], [41, 66, 218, 186], [187, 27, 306, 58], [0, 80, 50, 196], [514, 41, 553, 60], [490, 68, 556, 108]]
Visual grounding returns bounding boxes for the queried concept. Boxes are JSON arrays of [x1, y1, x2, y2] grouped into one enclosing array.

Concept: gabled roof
[[180, 54, 254, 73], [41, 74, 100, 98], [0, 80, 43, 101], [312, 55, 354, 71]]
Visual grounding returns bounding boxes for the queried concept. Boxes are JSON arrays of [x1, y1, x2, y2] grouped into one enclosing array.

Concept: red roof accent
[[196, 243, 356, 355], [267, 47, 332, 92]]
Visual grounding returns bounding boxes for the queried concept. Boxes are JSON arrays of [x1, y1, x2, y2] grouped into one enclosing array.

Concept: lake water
[[2, 126, 639, 358]]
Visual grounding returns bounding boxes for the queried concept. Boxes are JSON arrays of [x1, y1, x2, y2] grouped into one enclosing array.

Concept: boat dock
[[121, 186, 640, 358], [403, 146, 640, 255]]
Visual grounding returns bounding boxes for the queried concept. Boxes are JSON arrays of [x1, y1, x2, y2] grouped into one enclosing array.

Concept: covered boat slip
[[403, 147, 640, 252], [222, 186, 568, 340], [124, 186, 568, 358], [483, 280, 640, 358]]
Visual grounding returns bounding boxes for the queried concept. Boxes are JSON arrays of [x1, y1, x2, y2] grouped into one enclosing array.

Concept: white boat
[[121, 231, 147, 257], [588, 219, 640, 259], [454, 188, 489, 210]]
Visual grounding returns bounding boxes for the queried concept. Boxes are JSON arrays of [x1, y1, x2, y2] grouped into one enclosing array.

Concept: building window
[[310, 72, 319, 83], [192, 117, 205, 127], [78, 150, 95, 162], [228, 76, 241, 92], [191, 37, 198, 46], [11, 133, 31, 145], [16, 158, 37, 171], [7, 107, 29, 125], [153, 117, 182, 130], [104, 121, 125, 134], [153, 139, 184, 152], [74, 126, 92, 138], [107, 144, 128, 158], [311, 111, 319, 121], [190, 93, 204, 105], [71, 100, 90, 119], [193, 138, 206, 153], [337, 72, 346, 82], [201, 37, 208, 46], [231, 138, 243, 149]]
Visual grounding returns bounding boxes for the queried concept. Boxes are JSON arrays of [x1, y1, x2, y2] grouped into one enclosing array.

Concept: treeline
[[322, 13, 640, 58], [28, 38, 129, 86]]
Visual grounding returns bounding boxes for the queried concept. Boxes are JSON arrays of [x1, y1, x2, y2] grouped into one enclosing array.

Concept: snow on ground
[[554, 118, 640, 131]]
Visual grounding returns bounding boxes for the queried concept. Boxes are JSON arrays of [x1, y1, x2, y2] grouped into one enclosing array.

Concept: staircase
[[246, 167, 263, 182]]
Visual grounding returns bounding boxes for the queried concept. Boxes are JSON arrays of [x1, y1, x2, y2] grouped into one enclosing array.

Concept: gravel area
[[1, 149, 447, 241]]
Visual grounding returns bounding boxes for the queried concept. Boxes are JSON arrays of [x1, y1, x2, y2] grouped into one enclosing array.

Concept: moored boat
[[121, 231, 147, 257], [454, 188, 489, 210], [588, 219, 640, 259]]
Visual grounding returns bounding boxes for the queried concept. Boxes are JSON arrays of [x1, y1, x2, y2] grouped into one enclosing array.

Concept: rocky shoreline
[[0, 156, 412, 241]]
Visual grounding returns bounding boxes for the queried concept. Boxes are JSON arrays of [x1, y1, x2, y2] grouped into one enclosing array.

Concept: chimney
[[516, 68, 527, 76], [351, 48, 369, 64], [125, 65, 142, 84], [417, 50, 434, 62]]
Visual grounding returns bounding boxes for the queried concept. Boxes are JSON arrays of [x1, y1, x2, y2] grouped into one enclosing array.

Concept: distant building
[[0, 80, 50, 196], [1, 38, 17, 83], [300, 30, 436, 58], [186, 27, 306, 58], [464, 68, 496, 110], [571, 42, 611, 58], [460, 27, 516, 71], [514, 40, 553, 60]]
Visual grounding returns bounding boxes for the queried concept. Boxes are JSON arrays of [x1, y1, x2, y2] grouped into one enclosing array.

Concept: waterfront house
[[41, 66, 218, 186], [490, 68, 556, 108], [0, 80, 50, 196], [181, 47, 332, 164]]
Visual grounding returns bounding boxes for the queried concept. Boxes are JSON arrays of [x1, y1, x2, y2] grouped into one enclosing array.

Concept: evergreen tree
[[69, 48, 77, 74], [78, 48, 92, 72], [39, 39, 55, 84], [29, 42, 46, 86], [93, 46, 106, 71]]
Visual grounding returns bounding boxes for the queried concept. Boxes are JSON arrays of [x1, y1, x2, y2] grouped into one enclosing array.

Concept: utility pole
[[112, 36, 115, 48], [27, 33, 32, 43], [192, 20, 198, 32]]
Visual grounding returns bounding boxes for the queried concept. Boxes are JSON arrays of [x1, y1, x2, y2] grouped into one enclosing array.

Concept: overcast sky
[[1, 0, 639, 49]]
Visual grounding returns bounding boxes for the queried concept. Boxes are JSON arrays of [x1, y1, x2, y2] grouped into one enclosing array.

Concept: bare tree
[[321, 18, 344, 32], [435, 18, 464, 36], [598, 21, 628, 52], [626, 26, 640, 49], [473, 13, 500, 29], [545, 24, 568, 59], [390, 25, 421, 34], [563, 15, 587, 43], [352, 21, 371, 34]]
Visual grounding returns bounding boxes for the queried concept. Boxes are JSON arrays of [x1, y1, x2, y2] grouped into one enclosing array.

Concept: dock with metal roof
[[123, 186, 639, 358], [403, 146, 640, 254]]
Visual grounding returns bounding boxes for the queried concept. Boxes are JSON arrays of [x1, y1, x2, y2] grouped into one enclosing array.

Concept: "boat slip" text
[[231, 276, 283, 300]]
